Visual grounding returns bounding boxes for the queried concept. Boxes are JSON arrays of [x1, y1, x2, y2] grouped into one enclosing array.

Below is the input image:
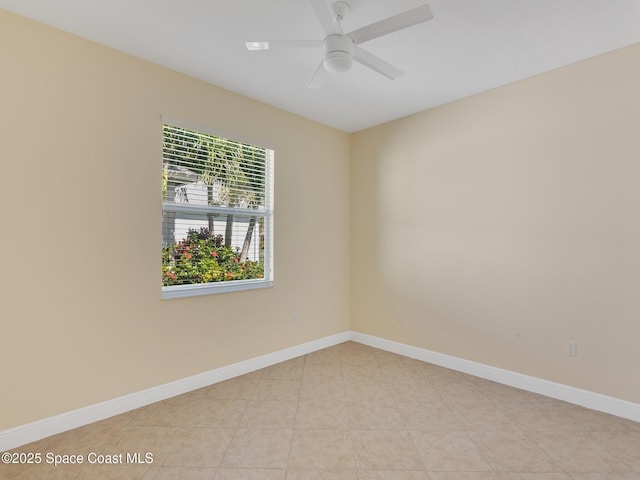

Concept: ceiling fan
[[245, 0, 433, 88]]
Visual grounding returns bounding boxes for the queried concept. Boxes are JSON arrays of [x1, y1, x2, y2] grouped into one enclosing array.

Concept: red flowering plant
[[162, 228, 264, 286]]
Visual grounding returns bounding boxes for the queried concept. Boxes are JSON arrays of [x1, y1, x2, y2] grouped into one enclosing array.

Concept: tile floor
[[3, 341, 640, 479]]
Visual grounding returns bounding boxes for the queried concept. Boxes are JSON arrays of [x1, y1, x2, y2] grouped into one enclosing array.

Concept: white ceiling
[[2, 0, 640, 132]]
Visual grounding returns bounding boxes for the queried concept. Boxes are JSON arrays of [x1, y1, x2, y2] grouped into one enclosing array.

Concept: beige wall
[[0, 11, 350, 431], [351, 43, 640, 404]]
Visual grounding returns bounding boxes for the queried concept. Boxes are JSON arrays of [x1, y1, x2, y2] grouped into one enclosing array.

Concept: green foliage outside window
[[162, 228, 264, 286]]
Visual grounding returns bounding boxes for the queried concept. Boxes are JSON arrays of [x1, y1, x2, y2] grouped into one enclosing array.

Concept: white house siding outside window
[[161, 121, 274, 299]]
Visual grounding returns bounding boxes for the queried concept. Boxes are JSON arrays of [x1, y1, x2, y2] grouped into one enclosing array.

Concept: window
[[162, 121, 274, 299]]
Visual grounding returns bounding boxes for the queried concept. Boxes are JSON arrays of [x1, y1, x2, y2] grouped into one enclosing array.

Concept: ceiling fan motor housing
[[323, 34, 354, 73]]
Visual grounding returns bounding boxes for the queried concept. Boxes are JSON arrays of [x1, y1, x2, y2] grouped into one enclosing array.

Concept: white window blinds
[[161, 122, 274, 298]]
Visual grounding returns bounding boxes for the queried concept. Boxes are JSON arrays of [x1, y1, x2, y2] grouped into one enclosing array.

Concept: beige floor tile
[[75, 464, 151, 479], [288, 429, 356, 471], [115, 425, 171, 458], [286, 469, 358, 479], [161, 427, 235, 467], [495, 475, 573, 480], [417, 363, 460, 380], [358, 471, 430, 479], [501, 404, 584, 433], [401, 402, 461, 430], [448, 403, 520, 431], [345, 380, 396, 404], [7, 342, 640, 480], [239, 400, 298, 428], [427, 473, 499, 480], [303, 364, 345, 383], [296, 400, 350, 430], [179, 388, 211, 401], [379, 365, 426, 383], [531, 432, 633, 473], [434, 383, 492, 405], [206, 375, 261, 400], [340, 342, 378, 353], [410, 430, 492, 472], [342, 365, 384, 382], [143, 466, 217, 479], [373, 351, 425, 369], [0, 462, 82, 480], [304, 349, 343, 367], [467, 431, 559, 472], [341, 352, 379, 366], [567, 475, 618, 480], [568, 475, 640, 480], [424, 370, 476, 386], [592, 431, 640, 472], [129, 400, 189, 427], [352, 430, 423, 471], [626, 420, 640, 434], [222, 428, 293, 469], [99, 409, 138, 426], [8, 440, 45, 456], [128, 402, 186, 427], [477, 383, 549, 405], [261, 358, 306, 380], [551, 404, 640, 432], [40, 421, 124, 455], [185, 399, 249, 428], [341, 348, 380, 367], [215, 468, 286, 479], [253, 379, 302, 401], [300, 379, 348, 403], [387, 380, 443, 403], [348, 402, 406, 430]]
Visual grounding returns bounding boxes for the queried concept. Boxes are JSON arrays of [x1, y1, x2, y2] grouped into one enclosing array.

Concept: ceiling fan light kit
[[245, 0, 433, 87], [323, 34, 354, 72]]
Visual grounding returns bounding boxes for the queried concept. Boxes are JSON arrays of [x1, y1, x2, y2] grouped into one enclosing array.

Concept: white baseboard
[[3, 329, 639, 452], [350, 331, 640, 423], [0, 331, 350, 452]]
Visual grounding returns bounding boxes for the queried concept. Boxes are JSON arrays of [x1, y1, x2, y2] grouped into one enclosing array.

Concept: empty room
[[1, 1, 640, 479]]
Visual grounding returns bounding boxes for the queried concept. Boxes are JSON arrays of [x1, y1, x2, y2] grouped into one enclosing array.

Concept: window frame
[[161, 117, 274, 300]]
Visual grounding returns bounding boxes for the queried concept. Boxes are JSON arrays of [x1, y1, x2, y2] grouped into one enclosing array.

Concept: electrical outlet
[[566, 340, 577, 357], [395, 309, 403, 323], [293, 312, 300, 325]]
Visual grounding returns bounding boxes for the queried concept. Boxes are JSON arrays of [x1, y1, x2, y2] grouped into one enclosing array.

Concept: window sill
[[162, 279, 274, 300]]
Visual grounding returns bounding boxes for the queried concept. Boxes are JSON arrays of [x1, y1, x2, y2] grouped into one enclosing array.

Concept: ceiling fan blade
[[348, 4, 433, 45], [245, 40, 322, 51], [310, 0, 342, 36], [353, 46, 403, 80], [306, 60, 328, 88]]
